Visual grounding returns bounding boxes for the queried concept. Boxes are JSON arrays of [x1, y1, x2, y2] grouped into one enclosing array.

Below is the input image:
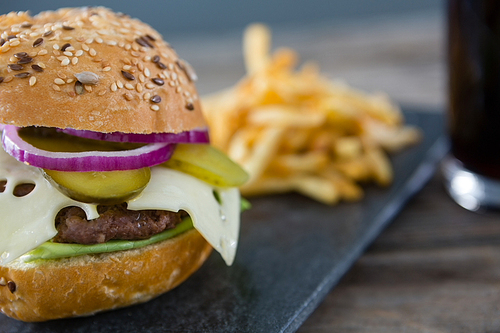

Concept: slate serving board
[[0, 109, 447, 333]]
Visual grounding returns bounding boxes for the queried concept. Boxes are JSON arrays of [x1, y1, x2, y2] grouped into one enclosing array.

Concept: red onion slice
[[59, 127, 210, 143], [2, 125, 175, 172]]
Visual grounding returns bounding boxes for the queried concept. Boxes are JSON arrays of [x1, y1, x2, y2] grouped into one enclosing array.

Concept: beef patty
[[53, 203, 183, 244]]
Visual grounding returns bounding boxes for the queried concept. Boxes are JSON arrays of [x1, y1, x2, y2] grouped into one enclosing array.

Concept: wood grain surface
[[297, 172, 500, 332]]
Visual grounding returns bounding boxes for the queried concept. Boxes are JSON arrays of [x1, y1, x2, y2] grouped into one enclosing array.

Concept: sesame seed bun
[[0, 228, 212, 322], [0, 7, 206, 134]]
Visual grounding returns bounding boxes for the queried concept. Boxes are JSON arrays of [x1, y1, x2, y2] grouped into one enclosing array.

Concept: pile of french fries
[[201, 24, 421, 205]]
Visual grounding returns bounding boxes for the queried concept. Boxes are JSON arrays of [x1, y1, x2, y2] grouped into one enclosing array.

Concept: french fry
[[243, 23, 271, 74], [201, 23, 421, 205]]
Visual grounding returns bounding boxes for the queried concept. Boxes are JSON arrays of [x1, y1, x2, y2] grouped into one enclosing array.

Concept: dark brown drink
[[448, 0, 500, 179]]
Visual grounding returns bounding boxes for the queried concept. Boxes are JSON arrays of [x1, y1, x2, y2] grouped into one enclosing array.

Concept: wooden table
[[173, 9, 500, 332]]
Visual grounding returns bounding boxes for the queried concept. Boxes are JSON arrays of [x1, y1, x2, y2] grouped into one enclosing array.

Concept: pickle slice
[[44, 168, 151, 204], [163, 144, 249, 187]]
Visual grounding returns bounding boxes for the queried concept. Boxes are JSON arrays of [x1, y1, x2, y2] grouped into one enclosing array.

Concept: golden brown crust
[[0, 7, 206, 133], [0, 229, 212, 322]]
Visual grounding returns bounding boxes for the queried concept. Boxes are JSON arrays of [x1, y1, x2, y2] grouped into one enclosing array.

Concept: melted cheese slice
[[0, 146, 240, 266]]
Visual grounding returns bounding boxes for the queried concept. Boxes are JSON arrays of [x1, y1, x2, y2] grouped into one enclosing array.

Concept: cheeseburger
[[0, 7, 248, 321]]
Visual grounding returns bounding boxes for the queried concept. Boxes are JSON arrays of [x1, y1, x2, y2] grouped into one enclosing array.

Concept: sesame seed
[[57, 72, 67, 79], [95, 37, 103, 44], [145, 83, 155, 89], [152, 55, 160, 63], [43, 30, 53, 37], [125, 44, 131, 51], [144, 55, 151, 62], [75, 81, 84, 94], [122, 65, 131, 71], [1, 45, 11, 53], [152, 78, 164, 86], [138, 73, 145, 83], [135, 36, 153, 48], [123, 58, 131, 65], [168, 81, 176, 87], [130, 51, 140, 57], [121, 70, 135, 80], [131, 58, 138, 66], [107, 40, 117, 46], [9, 40, 20, 47], [150, 95, 161, 103], [54, 78, 65, 85], [84, 84, 93, 92], [171, 72, 178, 80], [150, 105, 160, 111], [67, 91, 76, 97], [31, 64, 43, 72], [66, 79, 74, 84], [136, 83, 143, 93], [89, 48, 97, 56], [52, 84, 61, 91], [8, 64, 23, 71], [98, 90, 106, 96], [123, 92, 133, 101], [0, 277, 5, 286], [143, 92, 151, 100], [85, 38, 93, 44], [62, 36, 73, 41], [37, 49, 48, 56], [7, 281, 16, 293], [61, 58, 70, 66], [125, 83, 134, 90], [144, 68, 151, 77], [110, 82, 117, 91], [28, 51, 37, 57], [75, 50, 84, 56], [17, 57, 33, 64], [3, 76, 13, 83], [53, 50, 61, 56], [82, 44, 89, 51], [138, 62, 144, 71], [14, 52, 28, 58], [53, 44, 60, 50], [72, 57, 79, 65], [29, 76, 36, 86], [117, 81, 124, 88], [102, 66, 111, 72], [61, 43, 71, 51]]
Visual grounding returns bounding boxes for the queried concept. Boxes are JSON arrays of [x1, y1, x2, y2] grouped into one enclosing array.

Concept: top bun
[[0, 7, 206, 134]]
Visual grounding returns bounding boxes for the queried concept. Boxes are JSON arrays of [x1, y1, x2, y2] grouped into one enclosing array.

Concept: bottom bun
[[0, 228, 212, 322]]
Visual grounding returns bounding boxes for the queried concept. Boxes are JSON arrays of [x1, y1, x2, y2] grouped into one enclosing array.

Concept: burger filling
[[53, 204, 184, 244]]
